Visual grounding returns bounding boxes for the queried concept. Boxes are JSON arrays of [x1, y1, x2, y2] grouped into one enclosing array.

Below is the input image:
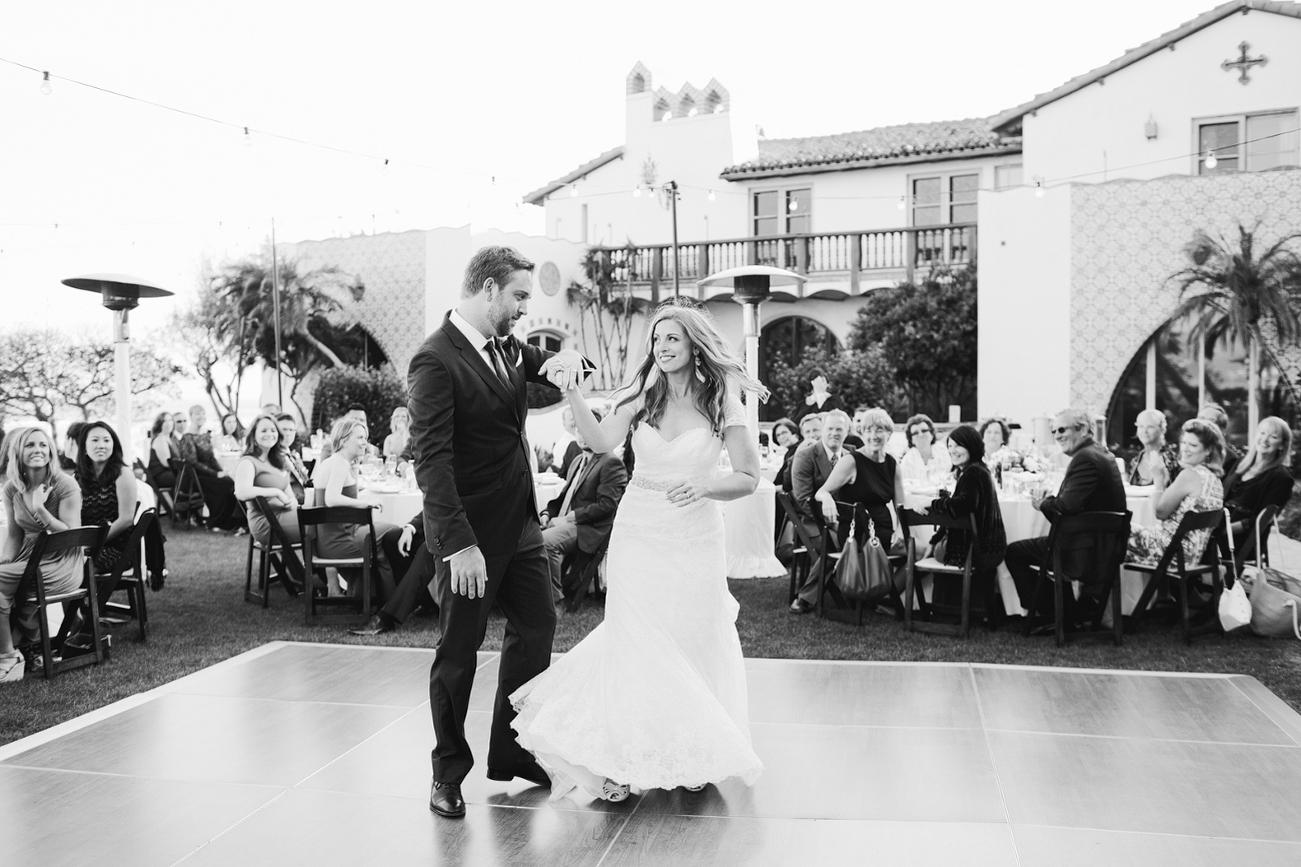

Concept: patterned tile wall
[[1070, 170, 1301, 414]]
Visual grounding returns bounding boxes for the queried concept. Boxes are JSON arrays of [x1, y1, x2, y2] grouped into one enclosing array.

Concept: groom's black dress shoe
[[429, 781, 465, 818], [486, 761, 551, 788]]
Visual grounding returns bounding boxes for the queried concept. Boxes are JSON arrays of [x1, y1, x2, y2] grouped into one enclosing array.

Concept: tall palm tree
[[566, 247, 651, 390], [1168, 222, 1301, 434]]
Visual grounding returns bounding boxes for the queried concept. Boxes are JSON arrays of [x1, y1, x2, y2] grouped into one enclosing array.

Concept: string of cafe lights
[[2, 55, 1298, 226]]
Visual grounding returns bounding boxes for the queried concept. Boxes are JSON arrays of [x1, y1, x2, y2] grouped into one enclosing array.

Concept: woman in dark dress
[[814, 407, 905, 549], [770, 417, 801, 494], [922, 425, 1007, 624], [76, 421, 138, 574], [1224, 416, 1294, 550]]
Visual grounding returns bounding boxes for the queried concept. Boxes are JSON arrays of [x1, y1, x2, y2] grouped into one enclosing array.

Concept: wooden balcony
[[592, 223, 975, 303]]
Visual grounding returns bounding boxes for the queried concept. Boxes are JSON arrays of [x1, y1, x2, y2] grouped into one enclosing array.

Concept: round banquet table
[[355, 476, 571, 527], [902, 483, 1158, 616], [723, 477, 786, 579]]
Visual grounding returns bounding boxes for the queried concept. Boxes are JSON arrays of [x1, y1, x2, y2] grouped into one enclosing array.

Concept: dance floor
[[4, 642, 1301, 866]]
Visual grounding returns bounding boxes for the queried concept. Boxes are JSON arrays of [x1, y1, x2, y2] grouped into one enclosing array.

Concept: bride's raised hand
[[667, 480, 709, 507]]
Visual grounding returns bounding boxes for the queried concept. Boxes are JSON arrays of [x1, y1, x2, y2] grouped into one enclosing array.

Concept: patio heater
[[63, 274, 175, 465], [697, 265, 806, 435]]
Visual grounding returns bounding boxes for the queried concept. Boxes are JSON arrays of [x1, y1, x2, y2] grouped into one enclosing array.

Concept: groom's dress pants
[[429, 517, 556, 785]]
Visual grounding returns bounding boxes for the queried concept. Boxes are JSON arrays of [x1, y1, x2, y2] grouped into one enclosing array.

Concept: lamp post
[[63, 274, 174, 465], [697, 265, 806, 435]]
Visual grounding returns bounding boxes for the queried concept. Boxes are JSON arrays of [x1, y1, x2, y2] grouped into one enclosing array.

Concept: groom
[[408, 245, 590, 819]]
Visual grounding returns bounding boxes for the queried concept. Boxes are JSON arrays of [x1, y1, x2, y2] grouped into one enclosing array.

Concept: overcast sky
[[1, 0, 1216, 340]]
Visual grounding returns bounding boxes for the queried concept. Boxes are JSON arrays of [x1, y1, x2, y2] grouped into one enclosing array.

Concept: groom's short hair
[[463, 246, 535, 297]]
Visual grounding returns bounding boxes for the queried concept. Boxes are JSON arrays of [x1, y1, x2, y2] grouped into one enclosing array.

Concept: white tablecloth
[[723, 478, 786, 579], [903, 485, 1158, 616], [354, 476, 574, 527]]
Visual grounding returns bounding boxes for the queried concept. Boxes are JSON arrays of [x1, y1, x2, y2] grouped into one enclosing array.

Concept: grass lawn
[[3, 526, 1301, 746]]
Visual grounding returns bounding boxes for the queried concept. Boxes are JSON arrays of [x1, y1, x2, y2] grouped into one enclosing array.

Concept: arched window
[[1105, 311, 1298, 454], [759, 316, 839, 420], [527, 330, 565, 353]]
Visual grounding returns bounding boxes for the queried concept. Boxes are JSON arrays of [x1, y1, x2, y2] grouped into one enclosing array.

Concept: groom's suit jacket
[[544, 451, 628, 554], [408, 312, 562, 560]]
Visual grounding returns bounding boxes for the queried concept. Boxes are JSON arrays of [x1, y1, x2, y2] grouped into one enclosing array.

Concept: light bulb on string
[[570, 184, 579, 198], [381, 158, 390, 175], [708, 190, 716, 202], [633, 186, 642, 198], [789, 199, 799, 212], [1034, 180, 1045, 198], [39, 71, 52, 96], [243, 127, 252, 147], [1204, 150, 1218, 170], [897, 196, 906, 211]]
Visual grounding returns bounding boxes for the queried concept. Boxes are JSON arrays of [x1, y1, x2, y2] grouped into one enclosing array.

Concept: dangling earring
[[694, 353, 705, 383]]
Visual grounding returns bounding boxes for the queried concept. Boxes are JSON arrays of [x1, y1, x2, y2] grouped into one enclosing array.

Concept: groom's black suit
[[408, 312, 564, 785]]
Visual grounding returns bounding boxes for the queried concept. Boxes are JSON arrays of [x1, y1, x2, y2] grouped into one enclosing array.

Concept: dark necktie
[[487, 338, 514, 393], [559, 452, 591, 516]]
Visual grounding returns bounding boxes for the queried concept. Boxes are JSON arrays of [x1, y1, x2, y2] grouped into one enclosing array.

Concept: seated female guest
[[979, 418, 1014, 467], [1127, 419, 1225, 566], [1128, 409, 1180, 486], [219, 414, 244, 451], [921, 425, 1007, 623], [147, 412, 178, 490], [899, 413, 951, 483], [0, 428, 84, 683], [1223, 416, 1293, 548], [770, 417, 801, 494], [235, 414, 301, 547], [76, 422, 138, 574], [815, 407, 906, 549], [275, 413, 310, 504], [312, 418, 398, 602], [60, 421, 86, 471], [383, 406, 410, 459]]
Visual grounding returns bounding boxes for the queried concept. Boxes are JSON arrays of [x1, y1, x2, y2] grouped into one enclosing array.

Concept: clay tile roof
[[720, 118, 1016, 179], [990, 1, 1301, 133], [523, 146, 625, 205]]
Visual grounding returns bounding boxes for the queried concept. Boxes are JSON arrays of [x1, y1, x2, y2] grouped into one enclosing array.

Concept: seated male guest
[[788, 408, 851, 614], [1004, 408, 1126, 625], [540, 407, 628, 608], [350, 519, 440, 636]]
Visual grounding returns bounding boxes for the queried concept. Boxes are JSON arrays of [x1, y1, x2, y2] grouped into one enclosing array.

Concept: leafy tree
[[0, 328, 181, 425], [210, 251, 369, 419], [1168, 223, 1301, 430], [165, 277, 250, 421], [848, 265, 978, 419], [766, 345, 902, 421], [312, 364, 406, 446], [567, 248, 652, 391]]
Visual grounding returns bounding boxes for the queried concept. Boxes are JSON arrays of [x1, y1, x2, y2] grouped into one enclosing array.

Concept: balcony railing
[[592, 223, 975, 301]]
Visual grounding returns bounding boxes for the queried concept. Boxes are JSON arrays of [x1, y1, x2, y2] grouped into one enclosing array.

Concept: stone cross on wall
[[1221, 41, 1267, 84]]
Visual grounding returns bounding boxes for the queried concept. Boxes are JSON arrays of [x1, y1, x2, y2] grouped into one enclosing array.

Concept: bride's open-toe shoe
[[599, 779, 630, 802]]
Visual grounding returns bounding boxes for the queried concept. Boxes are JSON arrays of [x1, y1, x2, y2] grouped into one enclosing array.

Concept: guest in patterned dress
[[1127, 419, 1225, 566], [1127, 409, 1181, 486], [75, 421, 138, 574], [234, 414, 301, 547], [0, 428, 84, 683]]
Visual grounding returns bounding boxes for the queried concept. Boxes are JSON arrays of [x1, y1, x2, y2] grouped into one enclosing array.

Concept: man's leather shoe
[[486, 760, 551, 788], [429, 781, 465, 818], [789, 599, 814, 614], [349, 614, 394, 637]]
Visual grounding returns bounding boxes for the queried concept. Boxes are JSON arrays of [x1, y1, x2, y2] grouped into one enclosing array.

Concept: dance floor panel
[[2, 641, 1299, 867]]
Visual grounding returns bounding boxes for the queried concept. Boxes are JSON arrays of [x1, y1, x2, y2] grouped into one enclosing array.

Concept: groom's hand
[[542, 349, 591, 392], [450, 546, 488, 599]]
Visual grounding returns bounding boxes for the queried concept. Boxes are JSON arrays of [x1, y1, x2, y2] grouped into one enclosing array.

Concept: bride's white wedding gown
[[510, 396, 764, 797]]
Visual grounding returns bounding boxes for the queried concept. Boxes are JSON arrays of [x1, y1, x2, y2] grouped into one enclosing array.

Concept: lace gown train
[[510, 399, 763, 797]]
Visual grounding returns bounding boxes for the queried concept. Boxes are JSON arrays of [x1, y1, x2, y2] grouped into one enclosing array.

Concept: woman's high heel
[[599, 779, 630, 802]]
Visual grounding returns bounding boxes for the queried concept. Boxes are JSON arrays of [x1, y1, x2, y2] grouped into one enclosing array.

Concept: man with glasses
[[1003, 408, 1126, 628], [789, 409, 852, 614]]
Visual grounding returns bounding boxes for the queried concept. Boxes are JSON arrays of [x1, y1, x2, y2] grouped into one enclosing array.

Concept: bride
[[510, 299, 766, 801]]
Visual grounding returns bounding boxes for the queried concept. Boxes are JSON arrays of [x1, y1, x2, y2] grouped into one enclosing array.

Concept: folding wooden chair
[[1126, 509, 1224, 644], [16, 524, 109, 679], [94, 509, 156, 642], [171, 461, 205, 528], [298, 505, 375, 625], [901, 511, 977, 639], [245, 497, 305, 607], [775, 491, 810, 605], [1231, 503, 1280, 573], [1027, 510, 1131, 647], [562, 538, 610, 612]]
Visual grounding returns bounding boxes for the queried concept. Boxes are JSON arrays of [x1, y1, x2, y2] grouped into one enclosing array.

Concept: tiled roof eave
[[719, 143, 1022, 181], [522, 146, 625, 205]]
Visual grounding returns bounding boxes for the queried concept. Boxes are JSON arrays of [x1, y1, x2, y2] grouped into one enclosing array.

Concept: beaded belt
[[629, 475, 673, 492]]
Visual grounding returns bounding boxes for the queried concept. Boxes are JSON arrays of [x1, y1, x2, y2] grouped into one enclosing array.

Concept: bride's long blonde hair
[[614, 299, 768, 434]]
